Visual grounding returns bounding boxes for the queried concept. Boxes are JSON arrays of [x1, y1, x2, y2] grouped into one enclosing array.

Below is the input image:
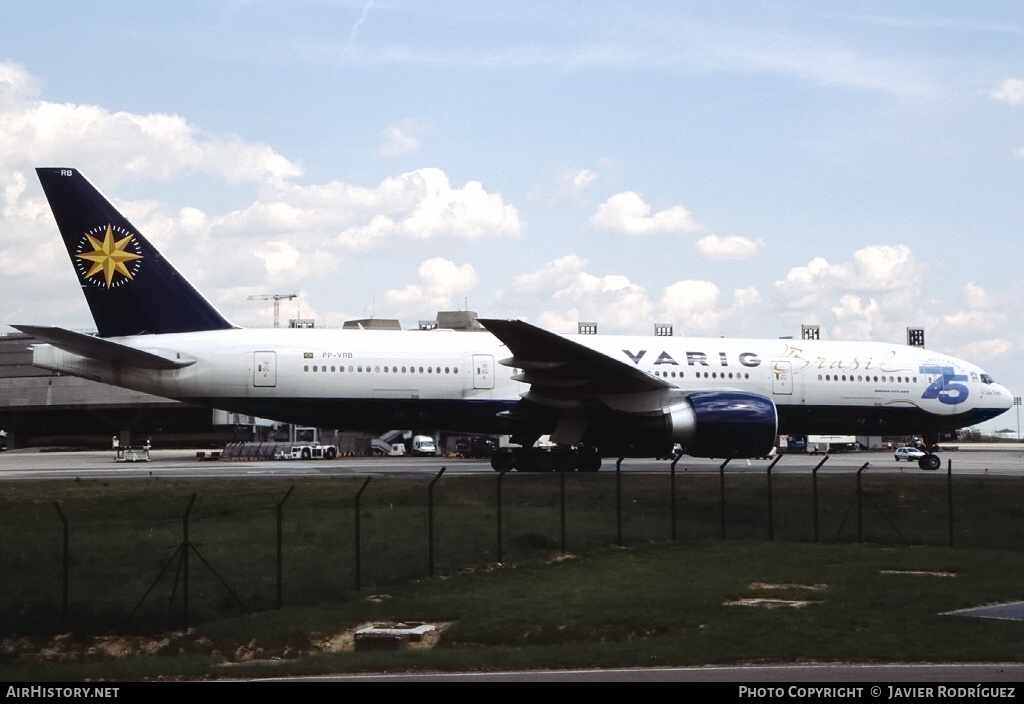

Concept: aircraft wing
[[12, 325, 195, 370], [478, 317, 678, 412]]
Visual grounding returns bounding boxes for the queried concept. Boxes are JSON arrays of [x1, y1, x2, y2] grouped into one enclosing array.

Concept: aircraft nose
[[992, 384, 1015, 410]]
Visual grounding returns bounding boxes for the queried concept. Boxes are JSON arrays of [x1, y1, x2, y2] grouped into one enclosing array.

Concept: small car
[[894, 446, 926, 462]]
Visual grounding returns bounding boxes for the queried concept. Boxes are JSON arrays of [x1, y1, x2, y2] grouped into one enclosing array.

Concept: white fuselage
[[29, 327, 1014, 436]]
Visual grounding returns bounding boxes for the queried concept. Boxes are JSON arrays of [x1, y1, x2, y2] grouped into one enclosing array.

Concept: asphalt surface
[[1, 445, 1023, 481]]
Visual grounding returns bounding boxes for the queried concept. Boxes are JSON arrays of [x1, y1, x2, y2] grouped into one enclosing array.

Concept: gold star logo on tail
[[75, 224, 144, 288]]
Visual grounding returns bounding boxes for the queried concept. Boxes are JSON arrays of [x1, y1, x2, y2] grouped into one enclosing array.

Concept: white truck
[[411, 435, 437, 456], [807, 435, 858, 454]]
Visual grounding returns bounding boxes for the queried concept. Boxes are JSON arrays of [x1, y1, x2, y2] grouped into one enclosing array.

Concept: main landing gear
[[490, 446, 602, 472]]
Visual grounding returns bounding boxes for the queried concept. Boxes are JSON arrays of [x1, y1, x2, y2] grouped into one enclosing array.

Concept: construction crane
[[247, 293, 297, 328]]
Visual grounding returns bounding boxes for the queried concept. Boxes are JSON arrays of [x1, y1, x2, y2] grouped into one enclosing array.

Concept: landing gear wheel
[[535, 452, 560, 473], [918, 454, 941, 471], [575, 447, 602, 472], [513, 450, 538, 472], [490, 452, 515, 472]]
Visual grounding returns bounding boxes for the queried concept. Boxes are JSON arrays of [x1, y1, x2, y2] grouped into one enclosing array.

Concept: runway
[[1, 446, 1022, 481]]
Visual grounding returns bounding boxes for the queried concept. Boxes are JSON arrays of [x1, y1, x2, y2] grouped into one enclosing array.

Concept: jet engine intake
[[665, 391, 778, 459]]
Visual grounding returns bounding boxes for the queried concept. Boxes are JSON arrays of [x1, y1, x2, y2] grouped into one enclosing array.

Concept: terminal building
[[0, 330, 238, 450]]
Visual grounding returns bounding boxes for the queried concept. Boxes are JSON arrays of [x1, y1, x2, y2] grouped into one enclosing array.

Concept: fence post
[[428, 468, 446, 576], [559, 469, 566, 554], [276, 485, 295, 609], [616, 457, 624, 546], [766, 455, 782, 541], [719, 459, 730, 539], [947, 458, 954, 547], [496, 470, 509, 562], [182, 493, 197, 631], [856, 463, 869, 544], [811, 456, 829, 542], [354, 478, 372, 591], [53, 502, 69, 632], [669, 456, 681, 541]]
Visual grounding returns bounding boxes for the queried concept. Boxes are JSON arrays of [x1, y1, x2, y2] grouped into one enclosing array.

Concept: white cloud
[[0, 63, 526, 332], [0, 61, 40, 112], [661, 279, 721, 314], [379, 119, 426, 156], [695, 234, 764, 260], [551, 166, 599, 206], [195, 167, 521, 258], [659, 278, 733, 333], [588, 191, 701, 235], [733, 286, 760, 308], [989, 78, 1024, 105], [383, 258, 480, 312], [941, 282, 1005, 335], [960, 281, 991, 310], [773, 244, 925, 341], [961, 339, 1012, 361], [571, 169, 597, 191], [498, 255, 589, 298], [254, 240, 302, 275], [0, 62, 302, 188], [658, 279, 762, 335], [829, 294, 882, 340], [536, 310, 584, 335], [496, 255, 653, 332], [498, 259, 768, 336], [778, 244, 920, 301], [332, 168, 522, 249]]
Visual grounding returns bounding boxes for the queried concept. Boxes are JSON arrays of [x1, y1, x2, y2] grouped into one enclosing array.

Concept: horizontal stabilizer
[[12, 325, 195, 370]]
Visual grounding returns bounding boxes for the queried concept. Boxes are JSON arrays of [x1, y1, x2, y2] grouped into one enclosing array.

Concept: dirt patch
[[725, 598, 816, 609], [2, 621, 454, 665], [880, 569, 956, 577], [722, 581, 828, 609], [749, 582, 828, 591]]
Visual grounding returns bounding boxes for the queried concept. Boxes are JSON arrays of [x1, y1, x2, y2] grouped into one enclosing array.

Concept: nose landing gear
[[918, 433, 943, 471]]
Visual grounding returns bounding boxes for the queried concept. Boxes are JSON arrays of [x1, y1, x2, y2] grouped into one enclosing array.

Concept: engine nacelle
[[665, 391, 777, 459]]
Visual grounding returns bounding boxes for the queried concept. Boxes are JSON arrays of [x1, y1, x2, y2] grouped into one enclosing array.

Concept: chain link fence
[[3, 464, 1023, 636]]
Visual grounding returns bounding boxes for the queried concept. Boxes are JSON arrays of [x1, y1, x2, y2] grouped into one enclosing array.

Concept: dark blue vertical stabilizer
[[36, 168, 236, 337]]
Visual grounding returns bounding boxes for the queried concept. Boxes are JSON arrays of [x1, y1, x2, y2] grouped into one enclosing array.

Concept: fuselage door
[[254, 351, 277, 388], [473, 354, 494, 390], [772, 360, 793, 395]]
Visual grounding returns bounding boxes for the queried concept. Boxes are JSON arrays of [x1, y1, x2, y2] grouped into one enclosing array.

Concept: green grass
[[5, 541, 1024, 680], [3, 472, 1024, 680]]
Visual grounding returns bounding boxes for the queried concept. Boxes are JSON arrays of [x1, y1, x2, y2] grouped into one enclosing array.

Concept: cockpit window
[[981, 374, 994, 384]]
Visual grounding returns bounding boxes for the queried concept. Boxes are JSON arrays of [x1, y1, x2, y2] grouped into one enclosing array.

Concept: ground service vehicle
[[275, 443, 339, 460], [411, 435, 437, 456]]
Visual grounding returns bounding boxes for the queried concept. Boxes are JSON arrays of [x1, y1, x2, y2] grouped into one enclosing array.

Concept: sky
[[1, 1, 1022, 433]]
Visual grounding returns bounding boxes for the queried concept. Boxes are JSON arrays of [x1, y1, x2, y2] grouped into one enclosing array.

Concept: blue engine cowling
[[666, 391, 778, 459]]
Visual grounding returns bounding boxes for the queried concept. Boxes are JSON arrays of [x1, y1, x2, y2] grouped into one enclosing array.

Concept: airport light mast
[[247, 293, 297, 328]]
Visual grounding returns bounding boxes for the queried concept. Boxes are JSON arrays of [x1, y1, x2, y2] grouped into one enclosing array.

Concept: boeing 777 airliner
[[13, 168, 1014, 471]]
